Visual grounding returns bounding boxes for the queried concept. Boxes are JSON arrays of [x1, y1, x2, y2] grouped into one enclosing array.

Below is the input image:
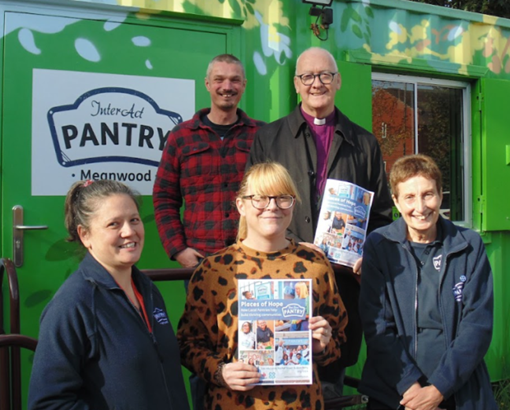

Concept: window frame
[[372, 72, 472, 227]]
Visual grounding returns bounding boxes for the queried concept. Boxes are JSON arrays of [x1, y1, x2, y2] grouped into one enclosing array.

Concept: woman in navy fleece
[[359, 155, 496, 410], [29, 180, 189, 410]]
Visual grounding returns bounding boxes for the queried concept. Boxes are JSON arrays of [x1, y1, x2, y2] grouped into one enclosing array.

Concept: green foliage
[[494, 379, 510, 409], [407, 0, 510, 19]]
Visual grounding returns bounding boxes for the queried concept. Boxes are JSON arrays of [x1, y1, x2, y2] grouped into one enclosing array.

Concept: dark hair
[[242, 321, 252, 332], [389, 154, 443, 198], [64, 180, 140, 245], [206, 54, 245, 79]]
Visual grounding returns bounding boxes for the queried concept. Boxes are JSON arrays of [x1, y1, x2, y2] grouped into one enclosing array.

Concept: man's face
[[258, 321, 267, 330], [294, 49, 340, 118], [205, 61, 246, 112]]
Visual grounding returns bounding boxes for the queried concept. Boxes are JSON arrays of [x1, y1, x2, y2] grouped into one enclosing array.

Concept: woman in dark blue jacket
[[29, 180, 189, 410], [359, 155, 497, 410]]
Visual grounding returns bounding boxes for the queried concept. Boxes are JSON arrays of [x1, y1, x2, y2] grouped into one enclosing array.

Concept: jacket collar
[[383, 216, 468, 255], [191, 107, 256, 130], [79, 252, 146, 290], [288, 104, 355, 146]]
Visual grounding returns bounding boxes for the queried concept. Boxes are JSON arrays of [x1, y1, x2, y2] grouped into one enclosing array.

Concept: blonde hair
[[236, 162, 300, 241], [295, 282, 309, 298]]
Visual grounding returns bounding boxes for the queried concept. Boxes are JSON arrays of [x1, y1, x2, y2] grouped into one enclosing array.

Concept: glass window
[[372, 73, 471, 225]]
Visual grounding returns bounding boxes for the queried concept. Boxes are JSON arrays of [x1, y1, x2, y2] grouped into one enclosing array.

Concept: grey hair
[[295, 47, 338, 75], [206, 54, 245, 79]]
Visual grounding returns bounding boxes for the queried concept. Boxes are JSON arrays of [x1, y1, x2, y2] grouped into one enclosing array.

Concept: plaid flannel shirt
[[153, 108, 265, 259]]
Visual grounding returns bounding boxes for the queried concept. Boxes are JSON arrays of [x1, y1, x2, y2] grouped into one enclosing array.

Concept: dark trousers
[[366, 398, 399, 410], [185, 258, 205, 410], [190, 374, 207, 410], [318, 272, 362, 395], [367, 396, 455, 410]]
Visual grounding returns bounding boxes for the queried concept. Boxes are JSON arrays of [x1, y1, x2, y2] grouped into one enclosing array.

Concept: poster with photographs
[[238, 279, 313, 385], [314, 179, 374, 267]]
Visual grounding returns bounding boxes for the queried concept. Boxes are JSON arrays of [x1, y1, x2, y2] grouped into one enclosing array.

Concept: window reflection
[[372, 77, 467, 222]]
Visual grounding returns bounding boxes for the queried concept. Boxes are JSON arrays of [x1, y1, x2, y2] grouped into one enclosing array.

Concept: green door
[[474, 78, 510, 380], [478, 78, 510, 232], [1, 3, 238, 404]]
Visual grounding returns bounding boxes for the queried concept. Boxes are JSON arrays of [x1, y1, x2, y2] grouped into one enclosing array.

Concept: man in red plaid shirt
[[153, 54, 265, 268]]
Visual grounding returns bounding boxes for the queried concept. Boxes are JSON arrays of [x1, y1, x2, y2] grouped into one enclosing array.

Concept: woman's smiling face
[[393, 175, 442, 242], [78, 193, 144, 275], [236, 189, 294, 245]]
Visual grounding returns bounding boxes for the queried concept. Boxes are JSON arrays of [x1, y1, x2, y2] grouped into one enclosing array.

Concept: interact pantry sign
[[32, 69, 194, 195]]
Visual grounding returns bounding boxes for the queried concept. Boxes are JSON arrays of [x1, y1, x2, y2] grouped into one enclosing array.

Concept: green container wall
[[1, 1, 509, 404]]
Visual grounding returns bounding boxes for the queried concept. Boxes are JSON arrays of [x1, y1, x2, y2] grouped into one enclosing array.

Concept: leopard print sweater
[[177, 240, 347, 410]]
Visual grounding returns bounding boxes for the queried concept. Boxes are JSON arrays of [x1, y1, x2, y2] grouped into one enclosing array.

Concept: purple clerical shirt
[[301, 108, 336, 202]]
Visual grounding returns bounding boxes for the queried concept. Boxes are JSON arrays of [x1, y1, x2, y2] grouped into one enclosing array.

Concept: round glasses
[[295, 72, 337, 86], [242, 195, 295, 210]]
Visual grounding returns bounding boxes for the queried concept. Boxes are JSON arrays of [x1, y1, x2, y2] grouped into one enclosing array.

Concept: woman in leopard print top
[[177, 162, 347, 410]]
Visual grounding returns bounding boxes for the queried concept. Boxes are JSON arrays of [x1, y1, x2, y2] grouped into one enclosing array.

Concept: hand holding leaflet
[[314, 179, 374, 268]]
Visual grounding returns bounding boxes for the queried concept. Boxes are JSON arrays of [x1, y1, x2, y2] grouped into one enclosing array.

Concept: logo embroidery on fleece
[[153, 307, 169, 325], [452, 275, 467, 302], [433, 254, 442, 271]]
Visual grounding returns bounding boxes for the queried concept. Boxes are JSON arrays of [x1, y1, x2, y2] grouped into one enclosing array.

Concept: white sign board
[[32, 69, 195, 195]]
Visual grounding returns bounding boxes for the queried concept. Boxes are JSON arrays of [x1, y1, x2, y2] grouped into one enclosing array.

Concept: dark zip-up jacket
[[29, 253, 189, 410], [359, 217, 497, 409]]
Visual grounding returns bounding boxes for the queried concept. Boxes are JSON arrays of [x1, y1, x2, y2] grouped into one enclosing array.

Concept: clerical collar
[[301, 107, 336, 127]]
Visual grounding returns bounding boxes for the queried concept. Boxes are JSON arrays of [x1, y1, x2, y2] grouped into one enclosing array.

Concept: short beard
[[218, 101, 235, 110]]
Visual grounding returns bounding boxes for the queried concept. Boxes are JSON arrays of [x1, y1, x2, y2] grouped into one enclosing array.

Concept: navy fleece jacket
[[359, 217, 496, 410], [28, 253, 189, 410]]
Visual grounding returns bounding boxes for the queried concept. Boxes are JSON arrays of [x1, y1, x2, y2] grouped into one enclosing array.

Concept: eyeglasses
[[295, 72, 337, 86], [242, 195, 295, 210]]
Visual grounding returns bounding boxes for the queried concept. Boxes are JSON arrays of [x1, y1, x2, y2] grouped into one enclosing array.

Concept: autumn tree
[[371, 86, 415, 170]]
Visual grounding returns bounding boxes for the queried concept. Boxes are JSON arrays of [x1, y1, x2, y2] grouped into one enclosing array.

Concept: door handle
[[12, 205, 48, 267], [14, 225, 48, 230]]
